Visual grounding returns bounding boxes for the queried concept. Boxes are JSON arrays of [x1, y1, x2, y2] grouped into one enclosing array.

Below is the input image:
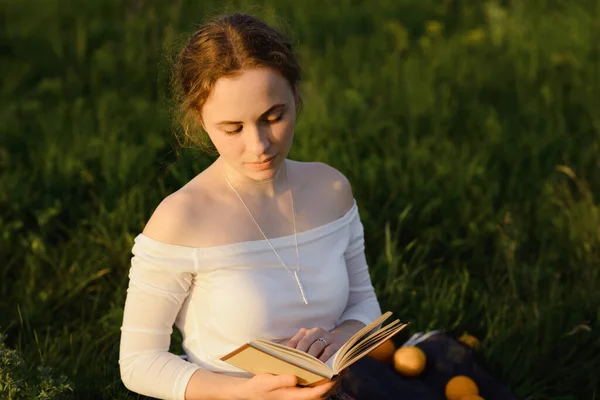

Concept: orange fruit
[[393, 346, 426, 376], [458, 333, 480, 350], [445, 375, 479, 400], [366, 339, 396, 363], [461, 396, 485, 400]]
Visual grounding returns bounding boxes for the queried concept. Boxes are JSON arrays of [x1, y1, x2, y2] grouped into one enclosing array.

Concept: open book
[[220, 311, 409, 387]]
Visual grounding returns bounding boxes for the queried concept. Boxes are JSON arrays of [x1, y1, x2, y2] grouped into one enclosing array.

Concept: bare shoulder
[[142, 188, 206, 245], [299, 161, 355, 216]]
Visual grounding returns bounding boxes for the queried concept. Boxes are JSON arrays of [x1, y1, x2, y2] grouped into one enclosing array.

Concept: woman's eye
[[267, 113, 284, 124], [224, 126, 243, 135], [224, 112, 284, 134]]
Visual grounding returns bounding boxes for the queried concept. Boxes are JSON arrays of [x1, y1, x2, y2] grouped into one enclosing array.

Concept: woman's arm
[[329, 319, 366, 342], [118, 236, 201, 400], [119, 195, 220, 400], [335, 173, 382, 327], [184, 369, 246, 400], [184, 367, 341, 400]]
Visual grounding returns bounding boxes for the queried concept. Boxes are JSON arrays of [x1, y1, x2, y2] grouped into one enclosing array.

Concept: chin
[[251, 169, 278, 177]]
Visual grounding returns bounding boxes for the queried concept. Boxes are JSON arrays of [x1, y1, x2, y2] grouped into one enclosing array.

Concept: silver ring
[[317, 337, 328, 346]]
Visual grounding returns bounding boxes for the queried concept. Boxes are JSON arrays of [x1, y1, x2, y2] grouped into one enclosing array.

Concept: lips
[[247, 154, 276, 164]]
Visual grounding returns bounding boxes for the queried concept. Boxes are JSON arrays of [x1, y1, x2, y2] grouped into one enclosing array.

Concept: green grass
[[1, 0, 599, 398]]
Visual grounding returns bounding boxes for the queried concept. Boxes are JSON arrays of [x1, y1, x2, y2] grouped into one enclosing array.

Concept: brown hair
[[172, 13, 302, 153]]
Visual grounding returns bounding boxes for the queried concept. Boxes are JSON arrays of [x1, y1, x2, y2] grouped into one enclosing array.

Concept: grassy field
[[1, 0, 599, 398]]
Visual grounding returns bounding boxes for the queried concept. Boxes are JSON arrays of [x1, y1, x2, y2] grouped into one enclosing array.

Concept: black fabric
[[339, 331, 519, 400]]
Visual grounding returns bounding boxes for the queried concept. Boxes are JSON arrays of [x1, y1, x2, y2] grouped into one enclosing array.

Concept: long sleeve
[[119, 238, 201, 400], [336, 209, 382, 327]]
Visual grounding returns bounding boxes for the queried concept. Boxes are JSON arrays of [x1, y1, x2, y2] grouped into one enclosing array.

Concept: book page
[[333, 311, 392, 367], [251, 340, 332, 377], [254, 339, 326, 364], [220, 311, 406, 384], [221, 344, 332, 386], [325, 348, 340, 369], [336, 322, 409, 371], [345, 320, 402, 355], [337, 320, 404, 367]]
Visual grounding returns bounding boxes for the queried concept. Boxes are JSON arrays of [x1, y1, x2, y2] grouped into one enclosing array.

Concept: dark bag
[[337, 331, 519, 400]]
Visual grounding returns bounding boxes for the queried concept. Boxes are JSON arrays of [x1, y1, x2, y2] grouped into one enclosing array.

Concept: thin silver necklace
[[220, 158, 308, 305], [223, 163, 282, 185]]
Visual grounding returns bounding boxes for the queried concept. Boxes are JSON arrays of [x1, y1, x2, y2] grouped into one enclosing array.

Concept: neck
[[219, 157, 287, 199]]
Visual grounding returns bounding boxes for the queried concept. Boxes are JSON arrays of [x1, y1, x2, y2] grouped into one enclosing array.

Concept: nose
[[246, 124, 271, 157]]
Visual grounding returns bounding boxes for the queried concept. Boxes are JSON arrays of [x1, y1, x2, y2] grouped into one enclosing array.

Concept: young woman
[[119, 13, 381, 400]]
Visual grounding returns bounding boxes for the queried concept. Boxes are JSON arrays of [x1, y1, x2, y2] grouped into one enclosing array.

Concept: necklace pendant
[[293, 271, 308, 305]]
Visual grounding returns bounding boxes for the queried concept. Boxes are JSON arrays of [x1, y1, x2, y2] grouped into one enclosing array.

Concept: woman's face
[[201, 67, 297, 183]]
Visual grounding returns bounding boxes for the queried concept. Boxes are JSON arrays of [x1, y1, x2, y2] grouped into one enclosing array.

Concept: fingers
[[298, 380, 338, 400], [294, 327, 327, 353], [287, 327, 342, 362], [273, 377, 339, 400], [277, 374, 298, 388], [257, 373, 339, 400], [318, 345, 337, 363], [286, 327, 308, 349], [256, 373, 298, 391], [307, 338, 330, 358]]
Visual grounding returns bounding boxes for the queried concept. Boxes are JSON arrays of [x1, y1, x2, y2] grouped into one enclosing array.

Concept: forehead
[[202, 67, 293, 121]]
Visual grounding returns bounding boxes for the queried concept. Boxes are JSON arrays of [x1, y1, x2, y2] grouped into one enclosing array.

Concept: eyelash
[[224, 127, 243, 135], [224, 113, 284, 135]]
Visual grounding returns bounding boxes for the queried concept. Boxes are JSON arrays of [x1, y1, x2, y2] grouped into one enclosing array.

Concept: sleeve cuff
[[174, 362, 203, 400]]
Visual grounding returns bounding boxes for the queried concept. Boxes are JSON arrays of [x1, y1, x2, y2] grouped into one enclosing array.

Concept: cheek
[[275, 120, 295, 140], [205, 131, 238, 155], [205, 131, 223, 148]]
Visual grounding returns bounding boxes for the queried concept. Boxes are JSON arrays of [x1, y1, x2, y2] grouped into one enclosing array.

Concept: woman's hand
[[235, 373, 342, 400], [280, 320, 365, 363], [285, 327, 354, 363]]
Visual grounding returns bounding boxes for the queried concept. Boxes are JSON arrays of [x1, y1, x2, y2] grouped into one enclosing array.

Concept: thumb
[[275, 374, 298, 388]]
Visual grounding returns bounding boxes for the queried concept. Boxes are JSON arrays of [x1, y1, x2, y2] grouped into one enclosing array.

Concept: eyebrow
[[215, 103, 287, 126]]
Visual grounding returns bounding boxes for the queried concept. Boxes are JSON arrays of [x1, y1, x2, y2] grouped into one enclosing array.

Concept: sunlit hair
[[172, 13, 302, 153]]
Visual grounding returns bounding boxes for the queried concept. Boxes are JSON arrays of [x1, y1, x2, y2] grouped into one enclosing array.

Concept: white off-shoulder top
[[119, 199, 382, 400]]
